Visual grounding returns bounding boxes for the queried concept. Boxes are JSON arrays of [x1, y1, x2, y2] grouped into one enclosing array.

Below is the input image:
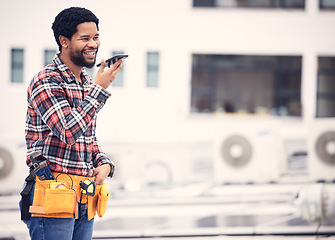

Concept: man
[[23, 7, 123, 239]]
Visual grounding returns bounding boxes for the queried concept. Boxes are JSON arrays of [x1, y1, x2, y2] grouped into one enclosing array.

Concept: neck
[[59, 53, 83, 82]]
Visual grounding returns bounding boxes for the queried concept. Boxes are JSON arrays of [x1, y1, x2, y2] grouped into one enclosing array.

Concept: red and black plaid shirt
[[25, 54, 113, 177]]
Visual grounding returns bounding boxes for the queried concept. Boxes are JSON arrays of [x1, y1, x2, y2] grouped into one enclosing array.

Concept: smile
[[83, 50, 97, 56]]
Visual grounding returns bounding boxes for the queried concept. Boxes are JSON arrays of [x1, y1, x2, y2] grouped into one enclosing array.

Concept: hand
[[93, 164, 111, 185], [95, 58, 123, 89]]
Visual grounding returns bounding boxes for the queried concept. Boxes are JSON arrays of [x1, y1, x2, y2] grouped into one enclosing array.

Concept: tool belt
[[24, 172, 109, 221]]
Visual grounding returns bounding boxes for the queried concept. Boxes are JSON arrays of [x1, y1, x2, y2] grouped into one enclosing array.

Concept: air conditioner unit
[[0, 139, 28, 194], [213, 120, 281, 184], [308, 119, 335, 182], [104, 142, 198, 190]]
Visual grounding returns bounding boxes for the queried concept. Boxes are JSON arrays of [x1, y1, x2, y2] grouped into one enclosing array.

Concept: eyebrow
[[79, 33, 99, 38]]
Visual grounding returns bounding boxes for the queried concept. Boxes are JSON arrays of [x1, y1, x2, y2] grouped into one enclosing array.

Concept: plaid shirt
[[25, 54, 113, 177]]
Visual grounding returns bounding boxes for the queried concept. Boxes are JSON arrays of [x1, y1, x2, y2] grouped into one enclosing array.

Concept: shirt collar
[[81, 69, 91, 85]]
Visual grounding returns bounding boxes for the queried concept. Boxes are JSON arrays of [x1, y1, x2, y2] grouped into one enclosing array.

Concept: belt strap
[[20, 171, 36, 220]]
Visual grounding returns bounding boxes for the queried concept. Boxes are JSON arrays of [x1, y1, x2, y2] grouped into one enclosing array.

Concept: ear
[[59, 35, 69, 49]]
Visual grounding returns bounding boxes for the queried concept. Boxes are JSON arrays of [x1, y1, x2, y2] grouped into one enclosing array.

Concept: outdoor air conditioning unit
[[0, 138, 28, 194], [213, 120, 281, 184], [104, 142, 197, 190], [308, 119, 335, 182]]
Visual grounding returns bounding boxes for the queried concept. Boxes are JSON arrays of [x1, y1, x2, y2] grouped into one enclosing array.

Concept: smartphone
[[96, 54, 128, 67]]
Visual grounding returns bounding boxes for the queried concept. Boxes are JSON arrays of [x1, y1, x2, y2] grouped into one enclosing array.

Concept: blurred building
[[0, 0, 335, 194]]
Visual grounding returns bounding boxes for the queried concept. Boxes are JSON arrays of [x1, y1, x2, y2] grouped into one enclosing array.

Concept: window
[[316, 57, 335, 118], [146, 52, 160, 87], [193, 0, 305, 9], [191, 54, 302, 116], [111, 51, 125, 87], [11, 48, 24, 83], [320, 0, 335, 9], [44, 49, 57, 66]]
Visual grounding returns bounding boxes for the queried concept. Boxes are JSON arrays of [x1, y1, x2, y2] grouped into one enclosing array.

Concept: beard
[[69, 48, 97, 69]]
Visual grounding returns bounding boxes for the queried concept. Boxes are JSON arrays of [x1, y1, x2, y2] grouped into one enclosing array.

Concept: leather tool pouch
[[87, 184, 109, 219], [97, 192, 109, 217], [29, 177, 78, 218], [44, 188, 77, 214]]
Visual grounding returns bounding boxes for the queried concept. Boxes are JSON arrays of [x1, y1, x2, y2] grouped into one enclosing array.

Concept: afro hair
[[52, 7, 99, 52]]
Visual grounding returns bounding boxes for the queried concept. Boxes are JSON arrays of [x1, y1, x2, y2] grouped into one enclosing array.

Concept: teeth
[[84, 51, 96, 56]]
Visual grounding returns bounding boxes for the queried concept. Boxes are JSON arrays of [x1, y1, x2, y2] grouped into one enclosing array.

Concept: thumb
[[93, 168, 98, 176], [97, 59, 106, 73]]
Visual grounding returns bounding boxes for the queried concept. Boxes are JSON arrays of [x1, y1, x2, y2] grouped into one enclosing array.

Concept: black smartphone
[[96, 54, 128, 67]]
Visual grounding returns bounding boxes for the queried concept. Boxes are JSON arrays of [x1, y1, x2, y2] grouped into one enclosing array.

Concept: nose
[[87, 38, 98, 48]]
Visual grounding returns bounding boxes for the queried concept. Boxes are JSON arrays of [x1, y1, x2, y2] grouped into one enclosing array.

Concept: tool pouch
[[97, 192, 109, 217], [87, 183, 109, 220], [29, 178, 78, 218], [44, 188, 77, 214]]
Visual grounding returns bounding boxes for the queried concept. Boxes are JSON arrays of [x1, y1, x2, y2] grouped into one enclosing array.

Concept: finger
[[95, 177, 104, 185], [93, 170, 103, 184], [107, 64, 121, 75], [112, 63, 120, 70], [98, 59, 106, 73], [93, 168, 98, 176], [113, 59, 123, 71], [94, 171, 104, 185]]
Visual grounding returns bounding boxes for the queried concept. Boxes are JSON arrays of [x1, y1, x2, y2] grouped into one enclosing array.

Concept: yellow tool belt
[[29, 172, 109, 220]]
